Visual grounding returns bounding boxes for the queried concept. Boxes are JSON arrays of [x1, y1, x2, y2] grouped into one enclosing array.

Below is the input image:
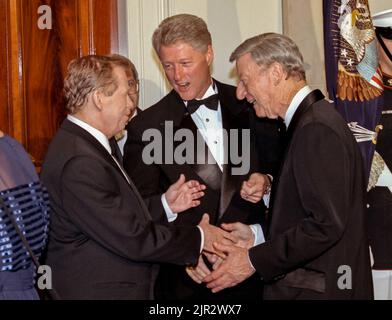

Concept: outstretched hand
[[165, 174, 206, 213]]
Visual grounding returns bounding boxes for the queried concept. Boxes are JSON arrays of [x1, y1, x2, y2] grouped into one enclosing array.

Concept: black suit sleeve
[[249, 110, 284, 177], [60, 155, 200, 266], [144, 194, 167, 223], [123, 125, 166, 197], [249, 123, 352, 281]]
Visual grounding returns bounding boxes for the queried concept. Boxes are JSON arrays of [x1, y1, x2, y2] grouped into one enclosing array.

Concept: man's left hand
[[241, 173, 271, 203], [165, 174, 206, 213]]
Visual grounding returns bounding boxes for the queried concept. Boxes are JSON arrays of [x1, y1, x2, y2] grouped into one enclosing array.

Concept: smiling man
[[123, 14, 282, 300], [40, 54, 233, 299], [203, 33, 373, 300]]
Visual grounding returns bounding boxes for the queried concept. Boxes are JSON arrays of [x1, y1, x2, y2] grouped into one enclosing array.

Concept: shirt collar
[[67, 114, 111, 154], [284, 85, 312, 128], [201, 82, 218, 99]]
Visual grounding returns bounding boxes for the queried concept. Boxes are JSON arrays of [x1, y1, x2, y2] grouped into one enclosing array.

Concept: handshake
[[164, 173, 268, 293], [193, 216, 257, 293]]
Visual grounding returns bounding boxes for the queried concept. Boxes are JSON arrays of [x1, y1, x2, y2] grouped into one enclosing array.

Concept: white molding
[[125, 0, 175, 110], [124, 0, 283, 108], [117, 0, 129, 56], [157, 0, 175, 95]]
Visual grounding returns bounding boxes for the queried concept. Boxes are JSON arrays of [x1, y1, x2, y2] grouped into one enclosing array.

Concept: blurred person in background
[[0, 129, 50, 300]]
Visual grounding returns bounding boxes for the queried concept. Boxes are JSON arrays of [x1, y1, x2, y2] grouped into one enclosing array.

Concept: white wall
[[173, 0, 282, 86], [124, 0, 282, 109], [283, 0, 326, 93], [121, 0, 391, 109], [368, 0, 391, 15]]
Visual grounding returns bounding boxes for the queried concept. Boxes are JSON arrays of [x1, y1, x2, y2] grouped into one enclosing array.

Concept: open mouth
[[176, 82, 190, 90]]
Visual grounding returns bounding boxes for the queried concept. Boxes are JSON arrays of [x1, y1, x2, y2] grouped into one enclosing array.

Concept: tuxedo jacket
[[124, 80, 275, 226], [40, 119, 201, 300], [123, 80, 279, 299], [249, 90, 373, 300]]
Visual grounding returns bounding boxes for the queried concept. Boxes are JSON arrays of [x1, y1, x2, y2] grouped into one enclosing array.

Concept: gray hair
[[152, 14, 212, 55], [105, 54, 139, 82], [230, 33, 306, 81], [63, 54, 138, 114]]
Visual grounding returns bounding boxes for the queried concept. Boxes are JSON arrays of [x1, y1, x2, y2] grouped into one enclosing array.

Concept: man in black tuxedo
[[123, 14, 281, 300], [204, 33, 373, 299], [41, 54, 234, 299]]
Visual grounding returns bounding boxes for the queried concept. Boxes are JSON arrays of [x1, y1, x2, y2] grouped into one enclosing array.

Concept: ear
[[92, 90, 104, 111], [269, 62, 285, 86], [206, 44, 214, 66]]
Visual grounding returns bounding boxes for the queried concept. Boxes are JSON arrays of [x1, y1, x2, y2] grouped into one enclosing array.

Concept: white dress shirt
[[185, 84, 224, 170], [284, 85, 312, 128], [184, 84, 267, 247]]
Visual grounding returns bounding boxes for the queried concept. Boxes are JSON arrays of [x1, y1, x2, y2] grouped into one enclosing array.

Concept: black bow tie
[[186, 94, 219, 114]]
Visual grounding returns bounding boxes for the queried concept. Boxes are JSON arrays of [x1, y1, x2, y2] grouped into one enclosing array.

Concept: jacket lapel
[[61, 119, 118, 169], [285, 89, 325, 145], [162, 89, 224, 192], [178, 112, 223, 192], [216, 80, 251, 217], [61, 119, 151, 219], [219, 93, 237, 217], [157, 82, 249, 218], [270, 89, 325, 210]]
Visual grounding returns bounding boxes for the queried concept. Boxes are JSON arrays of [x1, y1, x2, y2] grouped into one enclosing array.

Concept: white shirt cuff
[[196, 226, 204, 253], [263, 174, 273, 208], [263, 192, 270, 208], [249, 224, 265, 246], [161, 194, 178, 222]]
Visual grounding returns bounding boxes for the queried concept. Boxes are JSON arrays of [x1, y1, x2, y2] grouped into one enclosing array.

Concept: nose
[[173, 65, 184, 82], [236, 81, 247, 100]]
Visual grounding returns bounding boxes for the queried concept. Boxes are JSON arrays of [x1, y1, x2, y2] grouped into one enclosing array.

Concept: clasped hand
[[186, 221, 256, 292]]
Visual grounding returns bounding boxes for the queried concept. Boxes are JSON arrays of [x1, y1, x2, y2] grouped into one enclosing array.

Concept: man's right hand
[[186, 255, 211, 284], [198, 214, 237, 257], [186, 252, 224, 284]]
